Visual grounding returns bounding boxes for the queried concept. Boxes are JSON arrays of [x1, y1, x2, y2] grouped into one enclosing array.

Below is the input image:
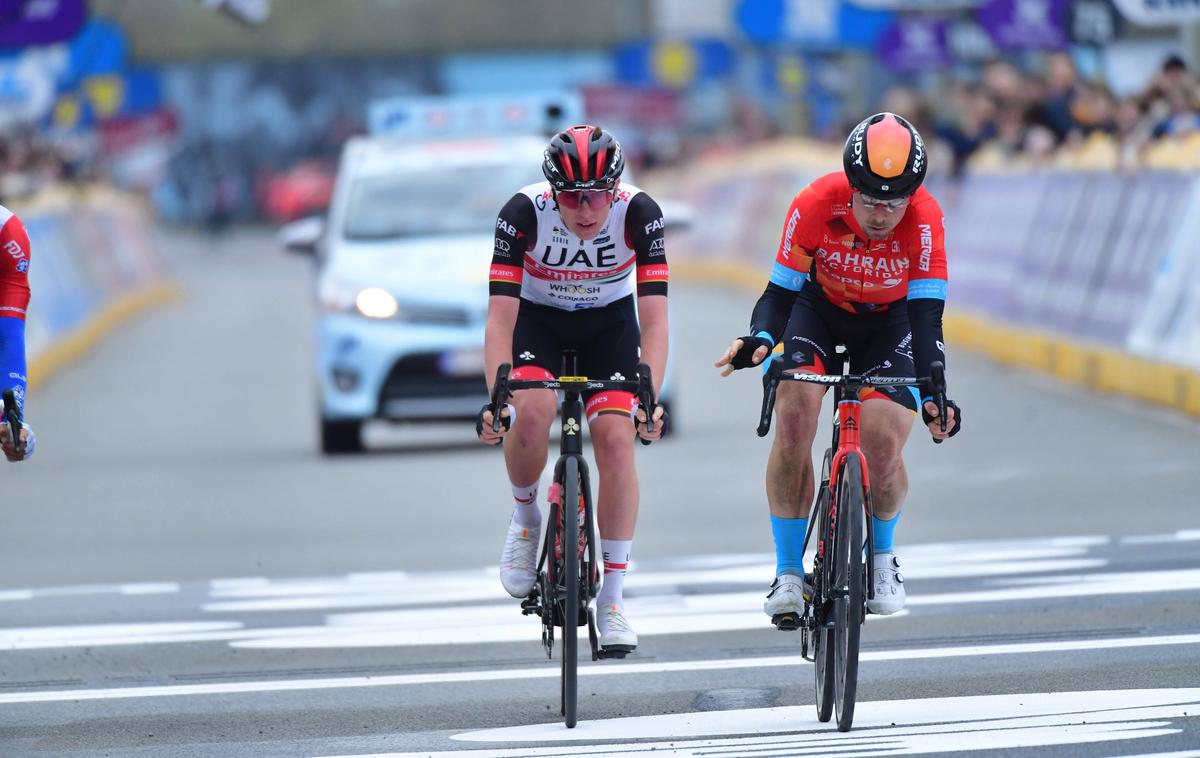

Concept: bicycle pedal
[[598, 644, 634, 659], [771, 612, 802, 631]]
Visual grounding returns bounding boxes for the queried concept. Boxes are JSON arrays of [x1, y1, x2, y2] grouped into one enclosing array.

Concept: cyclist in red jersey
[[715, 113, 961, 619], [477, 126, 668, 653], [0, 204, 34, 462]]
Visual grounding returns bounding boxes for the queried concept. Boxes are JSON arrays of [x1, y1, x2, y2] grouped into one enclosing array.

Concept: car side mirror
[[279, 215, 325, 256]]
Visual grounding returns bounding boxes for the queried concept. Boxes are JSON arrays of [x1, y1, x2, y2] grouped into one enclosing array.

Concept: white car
[[286, 134, 545, 452], [285, 133, 680, 454]]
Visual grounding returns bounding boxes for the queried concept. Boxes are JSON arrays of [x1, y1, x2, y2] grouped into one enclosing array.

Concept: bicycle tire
[[812, 484, 835, 723], [561, 456, 580, 728], [832, 454, 865, 732]]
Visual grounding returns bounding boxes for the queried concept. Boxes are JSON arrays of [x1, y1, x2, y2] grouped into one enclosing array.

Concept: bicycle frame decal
[[830, 399, 872, 497]]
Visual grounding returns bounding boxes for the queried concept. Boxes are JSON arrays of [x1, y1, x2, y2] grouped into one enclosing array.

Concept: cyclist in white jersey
[[477, 125, 668, 653]]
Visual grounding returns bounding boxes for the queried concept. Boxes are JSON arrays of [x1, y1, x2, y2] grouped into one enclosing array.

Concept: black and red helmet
[[843, 112, 927, 200], [542, 125, 624, 191]]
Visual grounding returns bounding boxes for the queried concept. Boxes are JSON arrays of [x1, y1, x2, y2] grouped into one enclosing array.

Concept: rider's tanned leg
[[767, 379, 825, 518], [589, 413, 638, 539], [858, 398, 916, 518]]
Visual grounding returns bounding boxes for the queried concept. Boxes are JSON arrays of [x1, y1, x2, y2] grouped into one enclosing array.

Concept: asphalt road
[[1, 229, 1198, 757]]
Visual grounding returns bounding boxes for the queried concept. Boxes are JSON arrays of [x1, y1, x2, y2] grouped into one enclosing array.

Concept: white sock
[[511, 482, 540, 527], [597, 539, 631, 610]]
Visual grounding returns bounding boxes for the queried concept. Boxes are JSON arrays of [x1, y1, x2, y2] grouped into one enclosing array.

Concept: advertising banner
[[977, 0, 1069, 50], [0, 0, 85, 49], [877, 17, 952, 72], [1113, 0, 1200, 27]]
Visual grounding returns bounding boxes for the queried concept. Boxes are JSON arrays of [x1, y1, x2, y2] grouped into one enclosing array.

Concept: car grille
[[400, 303, 472, 326], [379, 353, 485, 419]]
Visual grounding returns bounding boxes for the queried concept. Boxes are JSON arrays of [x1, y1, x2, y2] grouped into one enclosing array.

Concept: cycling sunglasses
[[856, 192, 911, 212], [555, 188, 615, 210]]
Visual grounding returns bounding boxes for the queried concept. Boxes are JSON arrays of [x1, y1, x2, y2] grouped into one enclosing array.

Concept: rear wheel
[[812, 485, 835, 723], [560, 457, 580, 728], [832, 455, 866, 732], [320, 418, 363, 454]]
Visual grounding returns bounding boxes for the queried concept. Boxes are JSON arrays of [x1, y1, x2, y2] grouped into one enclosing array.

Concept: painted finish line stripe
[[2, 633, 1197, 705]]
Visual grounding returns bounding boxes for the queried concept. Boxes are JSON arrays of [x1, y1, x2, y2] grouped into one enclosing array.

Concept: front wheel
[[812, 484, 835, 723], [832, 455, 866, 732], [560, 456, 581, 728]]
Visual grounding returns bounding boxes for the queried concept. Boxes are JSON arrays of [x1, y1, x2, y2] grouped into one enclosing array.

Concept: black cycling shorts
[[512, 295, 641, 421], [777, 290, 920, 412]]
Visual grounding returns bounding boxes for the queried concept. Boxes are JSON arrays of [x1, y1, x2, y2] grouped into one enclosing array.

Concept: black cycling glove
[[475, 403, 513, 439], [634, 405, 669, 438], [729, 335, 773, 370], [921, 397, 962, 437]]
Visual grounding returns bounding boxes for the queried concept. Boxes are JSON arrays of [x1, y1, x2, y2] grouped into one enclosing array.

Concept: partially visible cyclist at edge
[[0, 203, 35, 462], [476, 125, 668, 653], [714, 112, 960, 621]]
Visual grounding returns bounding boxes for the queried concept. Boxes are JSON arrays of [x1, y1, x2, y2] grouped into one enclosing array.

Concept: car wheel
[[321, 418, 364, 454]]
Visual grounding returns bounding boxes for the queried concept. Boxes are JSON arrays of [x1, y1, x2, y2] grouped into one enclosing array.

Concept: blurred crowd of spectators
[[884, 53, 1200, 173], [0, 128, 90, 205]]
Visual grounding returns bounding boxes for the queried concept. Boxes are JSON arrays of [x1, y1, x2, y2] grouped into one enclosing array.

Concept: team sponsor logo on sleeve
[[648, 238, 665, 255], [16, 260, 28, 273], [497, 218, 518, 237], [643, 217, 665, 235], [780, 208, 802, 259], [493, 239, 511, 256], [4, 239, 24, 260], [918, 223, 933, 271]]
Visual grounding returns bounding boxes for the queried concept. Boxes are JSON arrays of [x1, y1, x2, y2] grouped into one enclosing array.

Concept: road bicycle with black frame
[[756, 348, 947, 732], [487, 351, 657, 728]]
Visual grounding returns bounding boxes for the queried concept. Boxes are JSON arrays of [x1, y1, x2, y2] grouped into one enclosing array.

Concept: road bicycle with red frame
[[757, 349, 947, 732]]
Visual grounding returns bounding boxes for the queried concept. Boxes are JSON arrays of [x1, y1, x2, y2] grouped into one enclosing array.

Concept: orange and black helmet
[[542, 125, 624, 191], [843, 112, 927, 200]]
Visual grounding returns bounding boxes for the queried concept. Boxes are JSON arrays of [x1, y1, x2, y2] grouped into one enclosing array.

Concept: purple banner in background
[[0, 0, 86, 49], [877, 17, 951, 72], [977, 0, 1068, 50]]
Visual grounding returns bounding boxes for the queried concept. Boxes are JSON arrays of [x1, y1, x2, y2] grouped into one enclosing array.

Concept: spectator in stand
[[1142, 55, 1200, 139]]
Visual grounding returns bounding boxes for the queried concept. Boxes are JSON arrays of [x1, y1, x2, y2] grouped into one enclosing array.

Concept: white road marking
[[200, 542, 1107, 614], [303, 689, 1200, 757], [0, 582, 179, 603], [1, 634, 1197, 704], [1120, 530, 1200, 545], [0, 622, 243, 651]]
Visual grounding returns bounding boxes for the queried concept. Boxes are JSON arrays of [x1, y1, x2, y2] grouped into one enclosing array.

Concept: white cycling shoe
[[867, 551, 905, 615], [499, 518, 540, 598], [597, 604, 638, 652], [764, 573, 809, 629]]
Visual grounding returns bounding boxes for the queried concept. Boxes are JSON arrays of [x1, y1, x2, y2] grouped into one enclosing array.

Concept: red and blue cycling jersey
[[769, 172, 947, 311], [750, 172, 948, 383], [0, 205, 31, 410]]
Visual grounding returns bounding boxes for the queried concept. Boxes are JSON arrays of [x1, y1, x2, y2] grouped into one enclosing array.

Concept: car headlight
[[355, 288, 399, 319]]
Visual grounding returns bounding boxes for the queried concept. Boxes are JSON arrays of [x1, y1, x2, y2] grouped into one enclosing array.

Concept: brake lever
[[929, 361, 947, 445], [490, 363, 512, 433], [2, 388, 21, 455], [757, 359, 782, 438], [636, 362, 655, 446]]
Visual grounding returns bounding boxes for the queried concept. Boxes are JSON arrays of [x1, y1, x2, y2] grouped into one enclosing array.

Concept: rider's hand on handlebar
[[634, 404, 666, 442], [476, 403, 514, 446], [921, 398, 961, 442], [715, 336, 772, 377], [0, 422, 34, 461]]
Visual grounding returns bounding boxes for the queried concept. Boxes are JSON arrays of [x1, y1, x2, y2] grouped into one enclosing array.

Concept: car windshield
[[344, 163, 544, 240]]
